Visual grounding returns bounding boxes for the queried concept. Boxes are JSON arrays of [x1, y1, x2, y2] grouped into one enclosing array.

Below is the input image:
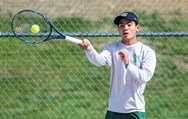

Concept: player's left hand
[[119, 49, 129, 65]]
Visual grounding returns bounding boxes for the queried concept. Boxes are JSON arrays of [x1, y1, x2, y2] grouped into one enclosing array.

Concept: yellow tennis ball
[[31, 25, 40, 33]]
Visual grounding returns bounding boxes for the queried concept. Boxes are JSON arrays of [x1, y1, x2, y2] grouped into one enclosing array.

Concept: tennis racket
[[11, 9, 82, 44]]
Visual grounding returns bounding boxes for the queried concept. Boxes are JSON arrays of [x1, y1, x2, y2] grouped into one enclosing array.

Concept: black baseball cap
[[114, 12, 139, 25]]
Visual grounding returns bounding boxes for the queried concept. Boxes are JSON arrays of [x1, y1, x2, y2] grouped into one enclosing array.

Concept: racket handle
[[65, 36, 82, 44]]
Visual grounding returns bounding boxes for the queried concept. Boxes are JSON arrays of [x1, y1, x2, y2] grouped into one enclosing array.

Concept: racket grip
[[65, 36, 82, 44]]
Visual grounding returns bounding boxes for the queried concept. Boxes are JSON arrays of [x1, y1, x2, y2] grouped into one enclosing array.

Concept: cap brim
[[114, 16, 124, 25]]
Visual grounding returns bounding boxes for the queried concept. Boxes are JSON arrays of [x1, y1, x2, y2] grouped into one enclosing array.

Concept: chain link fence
[[0, 0, 188, 119]]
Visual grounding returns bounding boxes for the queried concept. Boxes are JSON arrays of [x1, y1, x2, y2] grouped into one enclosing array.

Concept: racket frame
[[11, 9, 82, 44]]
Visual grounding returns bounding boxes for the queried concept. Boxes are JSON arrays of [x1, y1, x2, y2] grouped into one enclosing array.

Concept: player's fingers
[[119, 49, 128, 55], [79, 39, 91, 50], [119, 49, 129, 62], [81, 39, 89, 47], [119, 50, 126, 56]]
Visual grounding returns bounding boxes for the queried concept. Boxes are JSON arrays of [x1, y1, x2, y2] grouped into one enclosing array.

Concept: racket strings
[[12, 11, 51, 43]]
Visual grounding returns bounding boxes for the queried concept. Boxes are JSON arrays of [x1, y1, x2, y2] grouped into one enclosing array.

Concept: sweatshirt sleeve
[[127, 48, 156, 83], [84, 46, 111, 66]]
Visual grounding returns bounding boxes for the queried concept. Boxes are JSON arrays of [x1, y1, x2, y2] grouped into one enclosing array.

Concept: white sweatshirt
[[85, 40, 156, 113]]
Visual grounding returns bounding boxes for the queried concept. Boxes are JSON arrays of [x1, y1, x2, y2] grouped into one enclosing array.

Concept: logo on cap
[[121, 13, 128, 17]]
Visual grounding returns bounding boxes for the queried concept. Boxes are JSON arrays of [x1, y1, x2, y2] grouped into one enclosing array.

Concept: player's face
[[118, 18, 140, 45]]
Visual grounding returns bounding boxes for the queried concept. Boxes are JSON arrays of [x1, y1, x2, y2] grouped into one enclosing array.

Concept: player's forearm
[[127, 63, 155, 83], [85, 48, 107, 66], [127, 52, 156, 83]]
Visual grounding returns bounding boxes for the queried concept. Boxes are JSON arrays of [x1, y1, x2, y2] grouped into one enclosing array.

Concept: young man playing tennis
[[79, 12, 156, 119]]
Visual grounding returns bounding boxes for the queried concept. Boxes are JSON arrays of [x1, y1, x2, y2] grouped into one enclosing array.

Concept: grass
[[0, 11, 188, 119]]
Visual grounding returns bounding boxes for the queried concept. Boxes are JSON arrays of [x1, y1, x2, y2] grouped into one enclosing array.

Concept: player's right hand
[[79, 39, 92, 50]]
